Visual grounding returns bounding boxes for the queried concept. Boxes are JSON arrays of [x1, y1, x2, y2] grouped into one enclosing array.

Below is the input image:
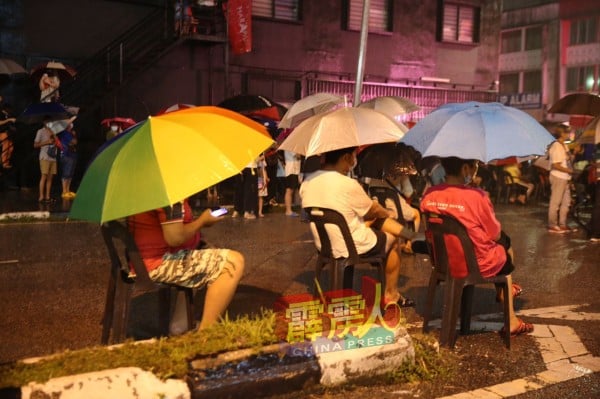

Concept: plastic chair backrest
[[101, 220, 157, 292], [305, 207, 361, 263], [368, 185, 406, 224], [425, 213, 482, 281]]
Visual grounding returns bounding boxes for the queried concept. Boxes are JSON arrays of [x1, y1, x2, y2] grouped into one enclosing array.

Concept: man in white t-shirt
[[300, 146, 416, 307], [547, 124, 575, 233]]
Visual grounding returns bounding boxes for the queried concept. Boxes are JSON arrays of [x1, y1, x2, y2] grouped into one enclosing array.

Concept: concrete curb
[[8, 327, 415, 399]]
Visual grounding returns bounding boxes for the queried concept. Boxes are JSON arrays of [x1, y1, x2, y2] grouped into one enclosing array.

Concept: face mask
[[110, 125, 118, 132], [464, 174, 472, 185]]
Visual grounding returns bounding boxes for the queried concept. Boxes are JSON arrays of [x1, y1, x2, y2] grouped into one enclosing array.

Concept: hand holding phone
[[210, 207, 228, 217]]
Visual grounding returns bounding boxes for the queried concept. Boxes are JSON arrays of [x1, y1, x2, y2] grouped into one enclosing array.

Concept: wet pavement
[[0, 187, 599, 397]]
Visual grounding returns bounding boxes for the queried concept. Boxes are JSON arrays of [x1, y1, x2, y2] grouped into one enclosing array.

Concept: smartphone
[[210, 207, 228, 217]]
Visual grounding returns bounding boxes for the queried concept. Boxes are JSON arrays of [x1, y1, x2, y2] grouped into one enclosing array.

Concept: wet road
[[0, 190, 599, 397]]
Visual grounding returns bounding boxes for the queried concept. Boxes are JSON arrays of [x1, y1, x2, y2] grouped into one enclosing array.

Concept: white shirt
[[300, 170, 376, 258], [284, 150, 301, 176], [548, 141, 571, 181]]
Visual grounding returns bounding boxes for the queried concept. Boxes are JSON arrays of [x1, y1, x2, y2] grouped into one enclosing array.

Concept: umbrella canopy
[[356, 142, 419, 179], [400, 102, 555, 163], [358, 96, 420, 118], [69, 106, 273, 223], [548, 93, 600, 116], [278, 93, 345, 128], [576, 116, 600, 145], [157, 103, 196, 115], [18, 102, 75, 124], [217, 94, 286, 120], [100, 117, 137, 129], [0, 58, 28, 86], [30, 61, 77, 82], [278, 107, 408, 157]]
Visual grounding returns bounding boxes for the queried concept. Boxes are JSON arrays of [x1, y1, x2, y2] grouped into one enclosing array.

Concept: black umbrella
[[356, 142, 419, 180], [548, 93, 600, 116], [18, 102, 74, 124], [0, 58, 28, 87], [218, 94, 287, 120]]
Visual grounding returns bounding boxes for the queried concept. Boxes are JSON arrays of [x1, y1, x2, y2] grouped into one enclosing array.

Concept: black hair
[[440, 156, 476, 176], [323, 146, 358, 165]]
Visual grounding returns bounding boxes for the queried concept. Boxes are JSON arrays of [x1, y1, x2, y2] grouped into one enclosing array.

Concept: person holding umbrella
[[420, 157, 533, 337]]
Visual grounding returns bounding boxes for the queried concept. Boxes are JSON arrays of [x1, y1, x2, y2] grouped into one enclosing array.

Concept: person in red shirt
[[128, 199, 244, 332], [420, 156, 533, 337]]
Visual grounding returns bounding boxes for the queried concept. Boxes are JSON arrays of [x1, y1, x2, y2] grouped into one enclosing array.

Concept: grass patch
[[0, 310, 278, 388]]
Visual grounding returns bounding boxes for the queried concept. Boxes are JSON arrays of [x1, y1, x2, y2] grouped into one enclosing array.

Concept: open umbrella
[[278, 107, 408, 157], [217, 94, 286, 120], [100, 117, 137, 129], [18, 102, 75, 124], [400, 102, 555, 163], [69, 106, 273, 223], [0, 58, 28, 86], [30, 61, 77, 83], [157, 103, 196, 115], [278, 93, 345, 128], [576, 116, 600, 145], [548, 93, 600, 116], [358, 96, 420, 119], [356, 142, 418, 179]]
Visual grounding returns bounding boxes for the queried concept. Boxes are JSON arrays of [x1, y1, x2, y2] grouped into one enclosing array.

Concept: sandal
[[382, 293, 415, 309], [500, 318, 534, 337]]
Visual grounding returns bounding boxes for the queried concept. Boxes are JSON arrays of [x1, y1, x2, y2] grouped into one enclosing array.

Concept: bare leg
[[284, 188, 294, 214], [45, 174, 54, 199], [39, 174, 48, 200], [495, 274, 520, 330], [198, 250, 245, 330], [383, 238, 401, 302], [258, 196, 264, 217]]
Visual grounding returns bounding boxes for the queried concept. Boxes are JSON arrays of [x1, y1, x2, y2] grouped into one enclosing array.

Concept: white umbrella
[[278, 93, 345, 129], [358, 96, 420, 118], [278, 107, 408, 157]]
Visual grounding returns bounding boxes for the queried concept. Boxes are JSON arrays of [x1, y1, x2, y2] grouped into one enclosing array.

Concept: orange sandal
[[500, 318, 534, 337], [496, 283, 523, 302]]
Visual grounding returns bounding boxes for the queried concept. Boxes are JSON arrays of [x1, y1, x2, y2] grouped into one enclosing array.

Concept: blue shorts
[[60, 155, 77, 179]]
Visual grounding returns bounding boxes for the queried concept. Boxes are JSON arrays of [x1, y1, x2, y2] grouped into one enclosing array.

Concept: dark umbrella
[[356, 142, 419, 180], [18, 102, 74, 124], [0, 58, 28, 87], [218, 95, 287, 120], [30, 61, 77, 83], [548, 93, 600, 116]]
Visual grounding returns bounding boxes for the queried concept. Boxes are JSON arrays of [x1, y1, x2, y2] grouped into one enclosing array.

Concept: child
[[257, 154, 269, 217]]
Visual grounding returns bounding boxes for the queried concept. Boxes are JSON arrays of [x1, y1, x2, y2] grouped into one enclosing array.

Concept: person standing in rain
[[547, 124, 576, 233]]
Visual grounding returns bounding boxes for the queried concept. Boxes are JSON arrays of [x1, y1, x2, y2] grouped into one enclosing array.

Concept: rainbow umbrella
[[70, 106, 273, 223]]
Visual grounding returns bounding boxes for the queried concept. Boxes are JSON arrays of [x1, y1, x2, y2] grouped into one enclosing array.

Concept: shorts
[[361, 228, 387, 257], [285, 174, 299, 190], [60, 155, 76, 179], [149, 248, 235, 289], [40, 159, 57, 175]]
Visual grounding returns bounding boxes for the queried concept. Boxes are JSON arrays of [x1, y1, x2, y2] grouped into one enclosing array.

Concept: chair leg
[[440, 279, 463, 348], [342, 265, 354, 290], [184, 288, 195, 330], [158, 288, 172, 336], [502, 283, 511, 349], [422, 272, 440, 333], [101, 270, 118, 345], [113, 282, 132, 344], [460, 285, 475, 334]]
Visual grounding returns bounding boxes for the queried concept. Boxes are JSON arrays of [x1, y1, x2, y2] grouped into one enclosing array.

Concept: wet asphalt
[[0, 187, 599, 396]]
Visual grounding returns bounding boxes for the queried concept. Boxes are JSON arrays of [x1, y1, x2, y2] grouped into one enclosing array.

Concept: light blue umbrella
[[400, 102, 555, 163]]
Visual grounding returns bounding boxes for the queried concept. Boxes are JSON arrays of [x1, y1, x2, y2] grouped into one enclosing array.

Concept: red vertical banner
[[227, 0, 252, 55], [560, 20, 570, 66]]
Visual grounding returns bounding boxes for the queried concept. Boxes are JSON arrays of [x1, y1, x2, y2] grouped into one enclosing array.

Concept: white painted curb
[[21, 367, 190, 399]]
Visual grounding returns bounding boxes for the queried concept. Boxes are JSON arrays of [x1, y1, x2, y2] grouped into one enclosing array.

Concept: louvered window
[[252, 0, 300, 21], [346, 0, 392, 33], [440, 2, 479, 44]]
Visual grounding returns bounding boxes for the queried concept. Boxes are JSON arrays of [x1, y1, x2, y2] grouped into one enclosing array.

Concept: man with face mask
[[105, 123, 122, 141], [420, 156, 533, 338], [300, 146, 417, 308]]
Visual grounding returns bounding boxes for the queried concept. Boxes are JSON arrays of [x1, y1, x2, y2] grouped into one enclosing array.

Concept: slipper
[[382, 294, 415, 309], [500, 318, 534, 337]]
